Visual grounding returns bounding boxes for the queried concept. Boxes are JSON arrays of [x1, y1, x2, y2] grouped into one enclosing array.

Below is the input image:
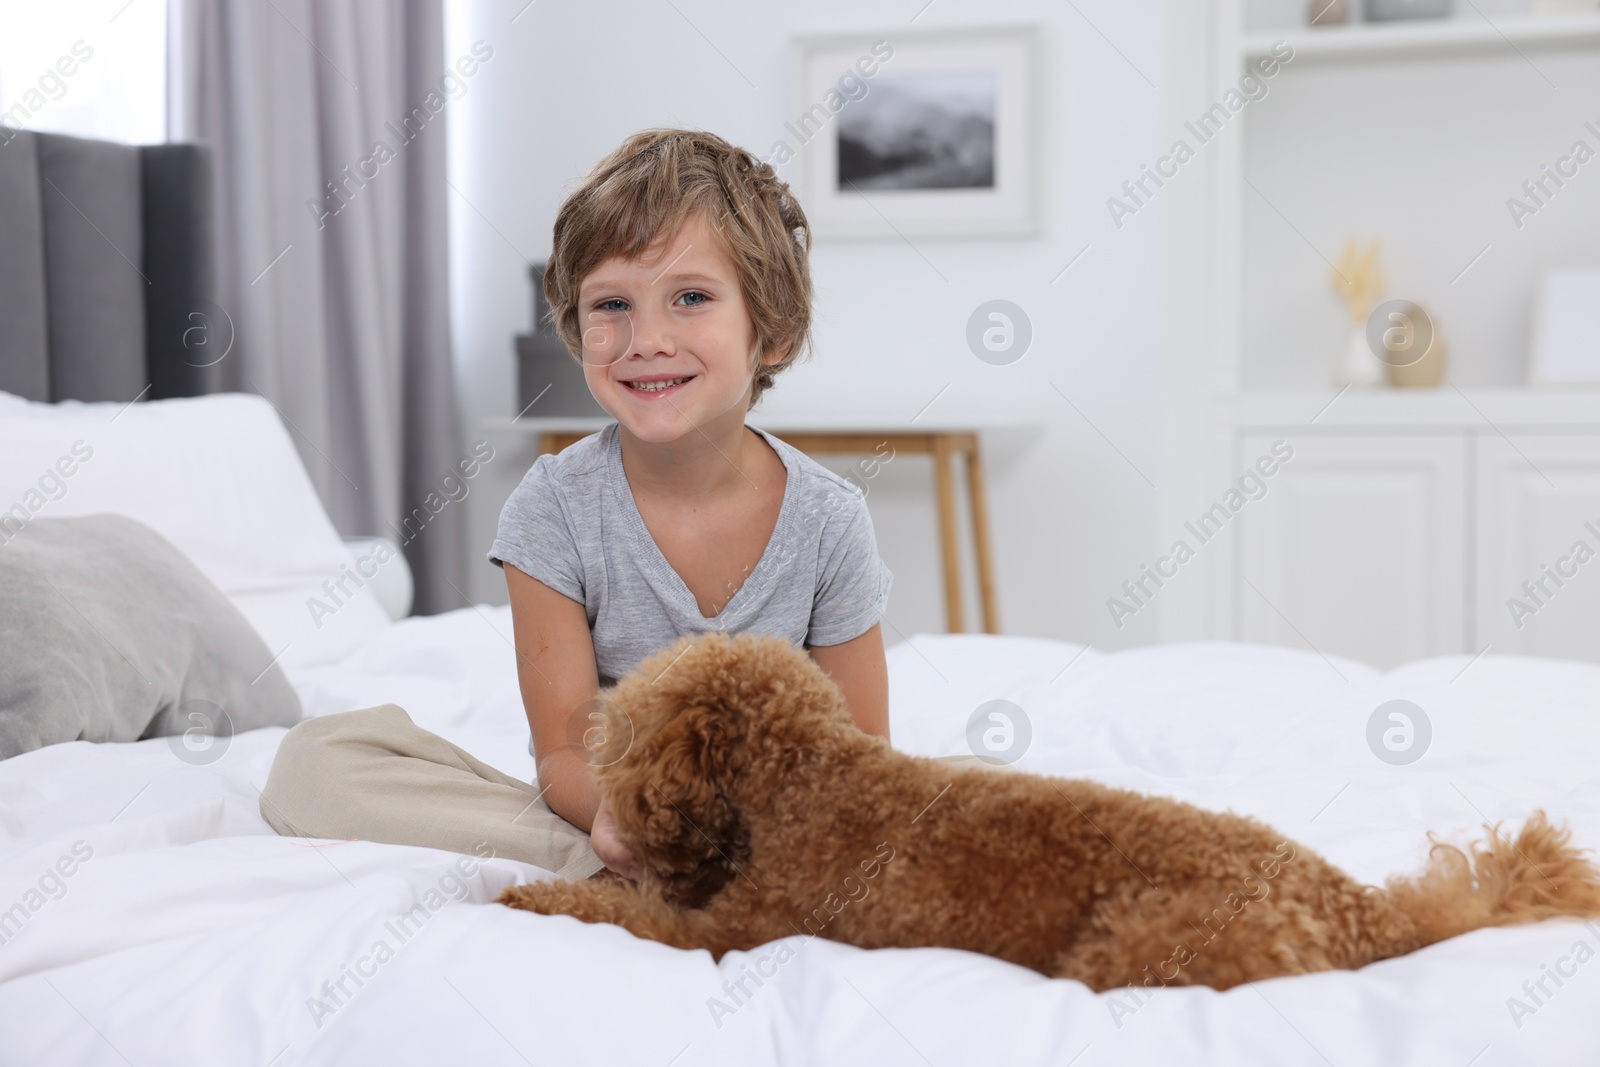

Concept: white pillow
[[0, 391, 391, 673]]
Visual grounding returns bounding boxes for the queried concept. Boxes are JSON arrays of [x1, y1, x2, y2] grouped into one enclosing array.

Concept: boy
[[490, 129, 893, 878], [261, 130, 892, 881]]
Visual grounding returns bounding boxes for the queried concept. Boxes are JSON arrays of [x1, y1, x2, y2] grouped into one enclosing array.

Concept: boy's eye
[[595, 298, 629, 313], [676, 290, 709, 307]]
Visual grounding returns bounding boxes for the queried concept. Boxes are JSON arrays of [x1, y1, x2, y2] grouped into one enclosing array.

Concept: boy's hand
[[590, 798, 642, 880]]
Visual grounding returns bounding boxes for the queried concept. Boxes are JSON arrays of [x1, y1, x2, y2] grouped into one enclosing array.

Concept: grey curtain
[[168, 0, 464, 615]]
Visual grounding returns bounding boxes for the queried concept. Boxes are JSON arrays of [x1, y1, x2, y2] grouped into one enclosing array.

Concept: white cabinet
[[1234, 433, 1466, 670], [1476, 434, 1600, 663], [1218, 392, 1600, 668]]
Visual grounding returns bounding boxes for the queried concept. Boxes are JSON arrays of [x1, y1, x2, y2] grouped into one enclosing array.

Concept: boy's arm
[[808, 622, 890, 741], [506, 564, 642, 878], [504, 562, 605, 831]]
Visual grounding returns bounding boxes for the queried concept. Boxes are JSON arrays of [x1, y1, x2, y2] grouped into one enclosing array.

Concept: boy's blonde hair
[[545, 129, 812, 405]]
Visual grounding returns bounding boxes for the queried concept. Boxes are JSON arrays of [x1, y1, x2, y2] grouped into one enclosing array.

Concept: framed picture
[[1529, 267, 1600, 385], [784, 26, 1039, 240]]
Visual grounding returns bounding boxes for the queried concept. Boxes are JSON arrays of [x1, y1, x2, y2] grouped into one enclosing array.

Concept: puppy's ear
[[612, 702, 750, 908]]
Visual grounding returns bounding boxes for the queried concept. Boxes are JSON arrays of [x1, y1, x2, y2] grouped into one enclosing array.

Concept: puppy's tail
[[1371, 811, 1600, 959]]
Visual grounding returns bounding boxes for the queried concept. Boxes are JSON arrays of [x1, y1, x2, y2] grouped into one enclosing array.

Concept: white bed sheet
[[3, 609, 1599, 1066]]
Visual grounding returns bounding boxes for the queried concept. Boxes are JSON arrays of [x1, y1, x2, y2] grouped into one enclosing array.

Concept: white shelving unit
[[1227, 386, 1600, 428], [1172, 0, 1600, 665], [1240, 12, 1600, 61]]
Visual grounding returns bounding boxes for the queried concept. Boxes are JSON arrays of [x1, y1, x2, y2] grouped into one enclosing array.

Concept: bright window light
[[0, 0, 166, 144]]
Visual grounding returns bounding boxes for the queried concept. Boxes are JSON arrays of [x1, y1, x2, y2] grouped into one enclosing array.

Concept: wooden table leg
[[932, 434, 964, 633], [539, 433, 582, 456], [964, 434, 1000, 635]]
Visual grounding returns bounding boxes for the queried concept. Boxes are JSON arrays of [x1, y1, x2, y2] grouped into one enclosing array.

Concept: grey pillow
[[0, 514, 302, 759]]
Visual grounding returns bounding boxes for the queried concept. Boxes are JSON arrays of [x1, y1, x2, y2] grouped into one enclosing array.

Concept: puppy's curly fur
[[499, 634, 1600, 990]]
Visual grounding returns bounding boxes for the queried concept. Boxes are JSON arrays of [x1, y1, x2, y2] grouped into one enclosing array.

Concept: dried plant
[[1332, 238, 1386, 322]]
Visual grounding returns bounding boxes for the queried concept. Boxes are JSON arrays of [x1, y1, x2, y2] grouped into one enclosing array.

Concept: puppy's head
[[583, 632, 852, 907]]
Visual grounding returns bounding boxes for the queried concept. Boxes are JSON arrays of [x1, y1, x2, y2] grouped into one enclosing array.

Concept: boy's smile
[[577, 212, 781, 445], [617, 373, 693, 397]]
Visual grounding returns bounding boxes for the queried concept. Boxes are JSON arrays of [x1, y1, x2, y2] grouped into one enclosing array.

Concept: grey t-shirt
[[489, 423, 892, 688]]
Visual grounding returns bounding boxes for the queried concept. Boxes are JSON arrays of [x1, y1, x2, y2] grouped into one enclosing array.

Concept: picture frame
[[783, 26, 1039, 240], [1528, 267, 1600, 385]]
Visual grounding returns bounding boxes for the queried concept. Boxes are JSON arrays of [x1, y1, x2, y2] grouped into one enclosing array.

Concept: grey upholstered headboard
[[0, 130, 219, 403]]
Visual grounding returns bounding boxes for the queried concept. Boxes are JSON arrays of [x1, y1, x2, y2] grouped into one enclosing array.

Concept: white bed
[[3, 394, 1599, 1065], [5, 615, 1600, 1065]]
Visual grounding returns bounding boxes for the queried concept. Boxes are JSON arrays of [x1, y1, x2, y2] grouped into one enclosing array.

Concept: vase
[[1336, 322, 1386, 387], [1386, 329, 1447, 387]]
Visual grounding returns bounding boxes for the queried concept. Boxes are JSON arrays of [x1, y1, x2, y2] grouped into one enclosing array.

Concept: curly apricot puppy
[[498, 634, 1600, 991]]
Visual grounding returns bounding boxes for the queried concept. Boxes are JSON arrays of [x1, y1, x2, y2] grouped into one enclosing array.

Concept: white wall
[[1241, 46, 1600, 388], [445, 0, 1173, 650]]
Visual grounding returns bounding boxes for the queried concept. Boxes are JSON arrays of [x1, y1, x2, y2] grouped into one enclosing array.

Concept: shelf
[[1223, 387, 1600, 429], [1240, 13, 1600, 63]]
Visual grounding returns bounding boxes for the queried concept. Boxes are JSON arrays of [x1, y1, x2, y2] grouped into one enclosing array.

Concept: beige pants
[[260, 705, 608, 881], [260, 705, 1015, 882]]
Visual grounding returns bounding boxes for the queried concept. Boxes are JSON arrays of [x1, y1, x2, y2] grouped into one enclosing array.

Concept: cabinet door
[[1476, 434, 1600, 663], [1233, 434, 1467, 670]]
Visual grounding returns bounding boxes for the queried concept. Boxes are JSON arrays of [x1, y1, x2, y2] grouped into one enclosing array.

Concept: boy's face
[[576, 212, 780, 444]]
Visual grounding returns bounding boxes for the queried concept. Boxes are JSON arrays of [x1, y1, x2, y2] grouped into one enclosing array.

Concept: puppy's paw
[[496, 879, 576, 915], [496, 873, 711, 949]]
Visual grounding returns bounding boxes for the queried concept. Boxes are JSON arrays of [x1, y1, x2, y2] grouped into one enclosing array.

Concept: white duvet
[[3, 609, 1599, 1066]]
